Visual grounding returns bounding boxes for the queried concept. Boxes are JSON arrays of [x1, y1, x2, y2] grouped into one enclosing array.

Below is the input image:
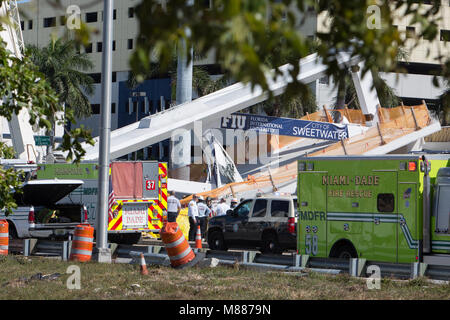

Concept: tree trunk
[[335, 78, 347, 110]]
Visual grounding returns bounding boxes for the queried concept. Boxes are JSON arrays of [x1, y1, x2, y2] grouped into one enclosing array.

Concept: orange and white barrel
[[70, 224, 94, 262], [160, 222, 195, 268], [0, 220, 8, 256]]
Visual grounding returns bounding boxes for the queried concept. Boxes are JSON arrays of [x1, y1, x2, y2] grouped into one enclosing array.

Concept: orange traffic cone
[[140, 253, 149, 275], [195, 225, 202, 249]]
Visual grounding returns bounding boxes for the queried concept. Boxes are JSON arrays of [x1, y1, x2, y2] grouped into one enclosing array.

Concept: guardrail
[[9, 239, 71, 261], [8, 239, 450, 281], [114, 244, 450, 281]]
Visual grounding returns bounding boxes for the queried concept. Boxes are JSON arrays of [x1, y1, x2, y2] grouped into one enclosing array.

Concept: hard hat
[[231, 198, 238, 203], [198, 196, 204, 201]]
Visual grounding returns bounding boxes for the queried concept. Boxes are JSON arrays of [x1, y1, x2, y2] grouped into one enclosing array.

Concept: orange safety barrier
[[195, 225, 202, 249], [0, 220, 8, 256], [70, 224, 94, 262], [160, 222, 195, 268], [140, 253, 149, 275]]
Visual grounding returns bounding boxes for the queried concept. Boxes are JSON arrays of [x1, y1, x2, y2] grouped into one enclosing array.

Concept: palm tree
[[127, 52, 230, 103], [27, 38, 94, 154], [334, 47, 410, 110], [27, 38, 94, 119], [334, 70, 400, 110]]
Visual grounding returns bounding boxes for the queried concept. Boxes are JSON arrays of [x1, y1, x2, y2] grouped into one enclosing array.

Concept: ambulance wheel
[[208, 231, 227, 251], [334, 244, 357, 259]]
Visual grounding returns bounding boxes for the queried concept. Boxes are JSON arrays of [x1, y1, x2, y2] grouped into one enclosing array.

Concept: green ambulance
[[297, 155, 450, 265]]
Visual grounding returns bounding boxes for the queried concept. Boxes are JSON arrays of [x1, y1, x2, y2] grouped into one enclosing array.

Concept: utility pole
[[94, 0, 114, 263], [171, 38, 193, 180], [170, 0, 194, 181]]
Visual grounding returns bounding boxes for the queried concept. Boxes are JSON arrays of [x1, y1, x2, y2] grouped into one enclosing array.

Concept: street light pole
[[94, 0, 114, 263]]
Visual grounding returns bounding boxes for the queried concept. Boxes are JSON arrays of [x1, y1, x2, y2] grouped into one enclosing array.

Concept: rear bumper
[[107, 229, 160, 234], [29, 222, 82, 231], [278, 232, 297, 249]]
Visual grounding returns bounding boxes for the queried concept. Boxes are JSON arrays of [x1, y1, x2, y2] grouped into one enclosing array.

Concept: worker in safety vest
[[197, 196, 211, 239], [166, 190, 181, 222], [188, 194, 199, 241]]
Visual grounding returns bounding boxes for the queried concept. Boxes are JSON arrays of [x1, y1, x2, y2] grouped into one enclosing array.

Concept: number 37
[[305, 234, 318, 256]]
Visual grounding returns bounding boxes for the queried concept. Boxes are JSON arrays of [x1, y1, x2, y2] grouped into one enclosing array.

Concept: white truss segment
[[82, 52, 363, 161]]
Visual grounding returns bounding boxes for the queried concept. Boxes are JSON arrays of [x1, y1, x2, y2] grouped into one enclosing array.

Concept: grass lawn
[[0, 255, 449, 300]]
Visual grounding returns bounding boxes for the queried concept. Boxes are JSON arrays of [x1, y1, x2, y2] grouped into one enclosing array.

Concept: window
[[112, 40, 116, 51], [28, 20, 33, 30], [127, 39, 133, 50], [97, 42, 103, 52], [435, 186, 450, 232], [85, 43, 93, 53], [89, 73, 101, 84], [86, 12, 98, 23], [111, 103, 116, 114], [319, 76, 329, 85], [60, 16, 66, 25], [377, 193, 395, 212], [422, 29, 435, 41], [142, 100, 149, 113], [20, 21, 24, 31], [112, 72, 116, 82], [252, 199, 267, 218], [441, 30, 450, 42], [406, 26, 415, 38], [270, 200, 290, 217], [128, 7, 135, 18], [235, 200, 253, 217], [159, 98, 169, 112], [113, 9, 117, 20], [91, 104, 100, 115], [43, 17, 56, 28]]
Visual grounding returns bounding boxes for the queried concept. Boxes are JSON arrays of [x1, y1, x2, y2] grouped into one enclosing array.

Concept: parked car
[[206, 195, 298, 253], [0, 179, 86, 240]]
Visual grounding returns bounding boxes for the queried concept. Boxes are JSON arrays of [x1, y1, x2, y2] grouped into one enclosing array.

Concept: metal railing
[[8, 239, 450, 281], [114, 244, 450, 281]]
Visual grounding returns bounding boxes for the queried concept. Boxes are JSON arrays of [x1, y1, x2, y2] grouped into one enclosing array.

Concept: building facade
[[18, 0, 450, 163], [19, 0, 174, 160]]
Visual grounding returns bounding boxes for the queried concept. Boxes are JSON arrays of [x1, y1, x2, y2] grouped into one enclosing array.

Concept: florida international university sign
[[221, 113, 348, 141]]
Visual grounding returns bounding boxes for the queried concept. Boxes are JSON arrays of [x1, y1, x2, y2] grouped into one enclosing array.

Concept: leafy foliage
[[130, 0, 446, 106], [0, 26, 94, 211], [27, 38, 95, 119]]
